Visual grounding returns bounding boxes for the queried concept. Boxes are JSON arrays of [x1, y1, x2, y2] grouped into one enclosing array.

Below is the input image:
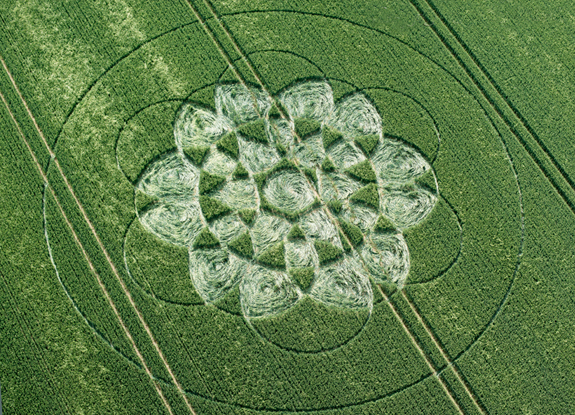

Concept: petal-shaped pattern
[[328, 140, 366, 169], [266, 118, 295, 153], [137, 152, 198, 201], [139, 200, 203, 247], [238, 136, 280, 173], [362, 233, 410, 287], [210, 215, 247, 244], [251, 214, 291, 254], [381, 184, 437, 229], [293, 134, 324, 169], [372, 138, 432, 183], [340, 204, 378, 233], [240, 265, 302, 318], [300, 209, 340, 247], [202, 147, 236, 177], [319, 171, 362, 202], [278, 80, 334, 122], [189, 248, 246, 303], [285, 241, 318, 269], [329, 93, 382, 138], [264, 171, 316, 215], [215, 84, 271, 125], [174, 103, 231, 149], [212, 179, 258, 211], [309, 255, 373, 309]]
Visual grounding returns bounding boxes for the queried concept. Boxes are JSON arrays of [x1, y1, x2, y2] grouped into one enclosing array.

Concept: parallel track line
[[0, 54, 196, 414], [0, 88, 175, 415], [410, 0, 575, 217]]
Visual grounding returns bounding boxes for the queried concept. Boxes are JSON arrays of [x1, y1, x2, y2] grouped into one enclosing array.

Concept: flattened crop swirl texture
[[135, 80, 438, 320]]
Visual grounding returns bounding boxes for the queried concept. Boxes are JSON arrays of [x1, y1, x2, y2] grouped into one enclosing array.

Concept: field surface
[[1, 1, 574, 414]]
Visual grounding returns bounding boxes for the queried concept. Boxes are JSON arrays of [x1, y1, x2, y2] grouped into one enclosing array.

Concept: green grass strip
[[257, 241, 286, 268], [199, 170, 226, 195], [321, 157, 336, 172], [287, 224, 306, 241], [216, 131, 239, 158], [199, 196, 231, 221], [233, 162, 249, 180], [350, 183, 379, 209], [354, 134, 379, 155], [346, 160, 377, 182], [289, 267, 315, 291], [228, 231, 254, 258], [322, 125, 343, 150], [183, 145, 209, 165], [237, 119, 268, 143], [192, 227, 220, 249], [374, 215, 396, 232], [294, 118, 321, 139], [238, 208, 256, 225], [314, 240, 343, 265], [338, 219, 364, 247]]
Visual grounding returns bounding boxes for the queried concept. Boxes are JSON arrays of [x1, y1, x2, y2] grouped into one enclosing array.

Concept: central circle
[[263, 171, 316, 214]]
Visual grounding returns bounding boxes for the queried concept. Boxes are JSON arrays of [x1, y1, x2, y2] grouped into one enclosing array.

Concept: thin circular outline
[[42, 10, 525, 412], [111, 75, 455, 361], [212, 8, 524, 365]]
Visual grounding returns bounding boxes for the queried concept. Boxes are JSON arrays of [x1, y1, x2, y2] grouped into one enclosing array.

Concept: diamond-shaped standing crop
[[135, 80, 437, 319]]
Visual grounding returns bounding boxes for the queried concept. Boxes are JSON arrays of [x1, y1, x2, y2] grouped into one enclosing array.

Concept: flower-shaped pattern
[[135, 80, 437, 319]]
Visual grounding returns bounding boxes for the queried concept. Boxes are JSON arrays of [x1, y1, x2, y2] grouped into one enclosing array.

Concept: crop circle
[[44, 12, 523, 412]]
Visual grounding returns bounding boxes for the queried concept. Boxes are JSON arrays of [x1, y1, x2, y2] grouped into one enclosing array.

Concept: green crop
[[346, 160, 377, 182], [192, 227, 220, 249], [256, 241, 286, 268], [294, 117, 321, 139], [2, 1, 572, 413], [314, 240, 344, 265], [215, 131, 239, 158], [183, 145, 209, 165], [228, 231, 254, 258], [199, 170, 226, 194]]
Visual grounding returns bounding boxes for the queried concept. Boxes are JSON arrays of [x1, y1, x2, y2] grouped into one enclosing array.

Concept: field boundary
[[0, 271, 72, 414], [409, 0, 575, 217], [0, 59, 194, 415]]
